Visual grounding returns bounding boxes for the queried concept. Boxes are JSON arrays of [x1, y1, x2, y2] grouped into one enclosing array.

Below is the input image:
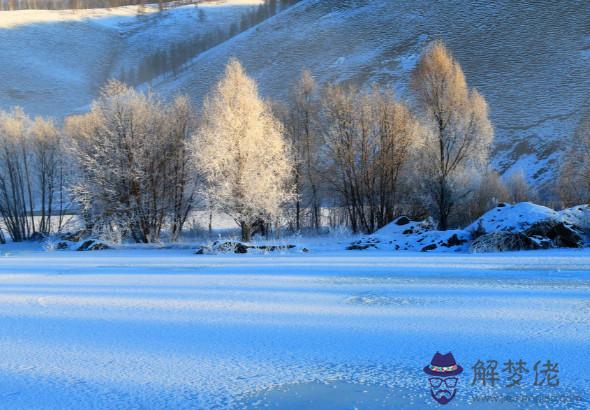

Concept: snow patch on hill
[[0, 1, 261, 117], [0, 5, 146, 29]]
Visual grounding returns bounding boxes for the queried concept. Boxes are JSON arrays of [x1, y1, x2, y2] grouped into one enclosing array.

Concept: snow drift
[[348, 202, 588, 253]]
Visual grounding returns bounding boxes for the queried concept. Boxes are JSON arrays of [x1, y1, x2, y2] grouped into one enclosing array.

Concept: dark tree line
[[119, 0, 301, 86], [0, 0, 188, 10]]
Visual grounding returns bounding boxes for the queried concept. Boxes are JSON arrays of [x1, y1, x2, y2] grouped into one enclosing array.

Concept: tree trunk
[[438, 179, 449, 231], [240, 221, 251, 242], [295, 199, 300, 231], [208, 210, 213, 237]]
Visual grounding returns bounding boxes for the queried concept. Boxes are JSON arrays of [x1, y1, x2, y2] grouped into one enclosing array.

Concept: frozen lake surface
[[0, 244, 588, 408]]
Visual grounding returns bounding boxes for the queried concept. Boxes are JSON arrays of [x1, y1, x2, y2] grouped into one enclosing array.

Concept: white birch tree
[[192, 59, 294, 242], [412, 41, 493, 230]]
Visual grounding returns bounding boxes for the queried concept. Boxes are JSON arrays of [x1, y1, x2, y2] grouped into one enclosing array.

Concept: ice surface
[[466, 202, 559, 234], [0, 243, 588, 408]]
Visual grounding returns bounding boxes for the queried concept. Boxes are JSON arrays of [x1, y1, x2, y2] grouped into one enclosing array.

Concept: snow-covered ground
[[0, 1, 262, 117], [0, 243, 588, 408]]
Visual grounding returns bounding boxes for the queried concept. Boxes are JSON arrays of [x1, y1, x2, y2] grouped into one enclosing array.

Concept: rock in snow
[[351, 216, 470, 253], [196, 241, 298, 255], [348, 202, 588, 253], [470, 232, 541, 253], [77, 240, 111, 251]]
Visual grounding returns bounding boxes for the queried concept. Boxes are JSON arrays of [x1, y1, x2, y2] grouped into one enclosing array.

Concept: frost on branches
[[412, 41, 494, 230], [193, 59, 294, 242], [0, 108, 68, 242], [67, 81, 196, 243]]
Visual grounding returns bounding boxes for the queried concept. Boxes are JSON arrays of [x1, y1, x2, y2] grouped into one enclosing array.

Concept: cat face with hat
[[424, 352, 463, 405]]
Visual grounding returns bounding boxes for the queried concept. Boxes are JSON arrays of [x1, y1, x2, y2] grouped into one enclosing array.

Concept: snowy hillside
[[0, 0, 589, 192], [155, 0, 590, 193], [0, 1, 262, 117]]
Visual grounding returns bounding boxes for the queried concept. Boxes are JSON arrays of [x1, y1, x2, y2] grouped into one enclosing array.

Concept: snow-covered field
[[0, 243, 588, 408]]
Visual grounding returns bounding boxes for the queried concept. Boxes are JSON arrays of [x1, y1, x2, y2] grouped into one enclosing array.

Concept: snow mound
[[559, 204, 590, 231], [348, 203, 589, 253], [349, 216, 470, 253], [466, 202, 559, 234], [373, 216, 434, 236]]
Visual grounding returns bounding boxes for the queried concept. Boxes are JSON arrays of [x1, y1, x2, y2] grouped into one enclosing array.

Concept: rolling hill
[[1, 0, 589, 193], [154, 0, 590, 194], [0, 1, 262, 116]]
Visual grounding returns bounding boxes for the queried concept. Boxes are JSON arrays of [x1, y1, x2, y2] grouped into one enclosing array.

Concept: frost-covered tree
[[0, 108, 68, 241], [67, 81, 196, 243], [285, 70, 322, 231], [321, 84, 421, 233], [192, 59, 294, 242], [505, 170, 536, 204], [462, 170, 509, 224], [412, 41, 493, 230]]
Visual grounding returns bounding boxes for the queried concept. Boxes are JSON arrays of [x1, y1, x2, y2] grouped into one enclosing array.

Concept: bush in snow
[[42, 238, 59, 252], [505, 170, 537, 204], [459, 171, 510, 226]]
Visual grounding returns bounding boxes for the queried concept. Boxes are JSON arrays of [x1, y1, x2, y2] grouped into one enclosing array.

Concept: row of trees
[[0, 0, 181, 11], [281, 41, 496, 233], [0, 41, 541, 243], [0, 109, 68, 242], [120, 0, 301, 86]]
